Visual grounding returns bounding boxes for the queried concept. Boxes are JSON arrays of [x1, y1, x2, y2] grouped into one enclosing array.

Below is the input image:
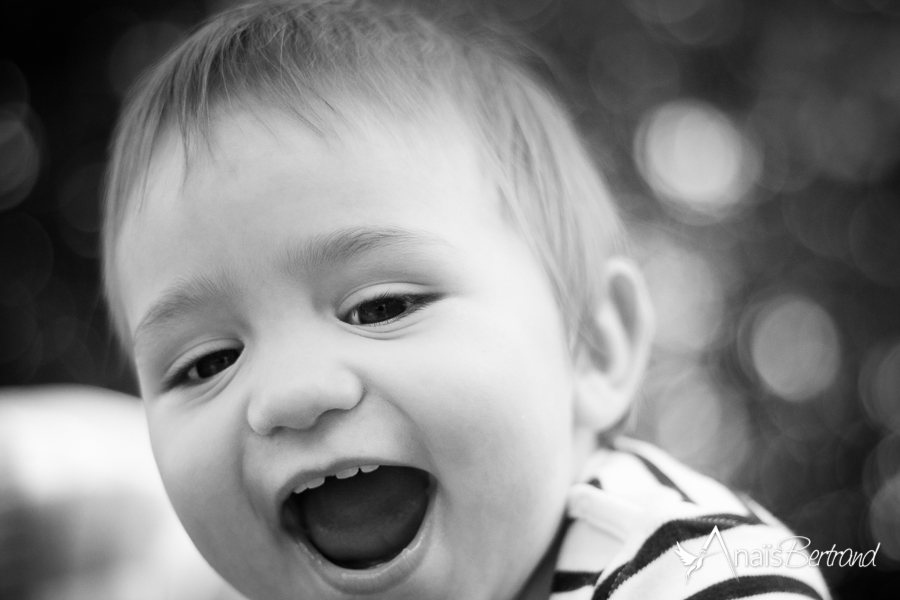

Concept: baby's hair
[[102, 0, 623, 364]]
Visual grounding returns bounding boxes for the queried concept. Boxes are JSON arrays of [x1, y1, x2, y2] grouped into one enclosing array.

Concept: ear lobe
[[573, 257, 655, 432]]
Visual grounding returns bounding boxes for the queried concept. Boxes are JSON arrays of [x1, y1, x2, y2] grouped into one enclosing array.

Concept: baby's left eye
[[346, 293, 438, 326]]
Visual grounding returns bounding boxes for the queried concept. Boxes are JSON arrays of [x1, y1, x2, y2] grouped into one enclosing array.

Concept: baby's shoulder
[[551, 439, 831, 600]]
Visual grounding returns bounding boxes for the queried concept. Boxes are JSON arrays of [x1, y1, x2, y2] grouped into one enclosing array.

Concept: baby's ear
[[573, 257, 655, 432]]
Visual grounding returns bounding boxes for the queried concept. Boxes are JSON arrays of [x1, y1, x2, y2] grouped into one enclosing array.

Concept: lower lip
[[293, 477, 437, 595]]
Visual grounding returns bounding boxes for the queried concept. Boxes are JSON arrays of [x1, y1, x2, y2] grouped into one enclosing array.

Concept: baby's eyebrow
[[132, 227, 451, 356], [132, 274, 239, 358], [280, 227, 450, 274]]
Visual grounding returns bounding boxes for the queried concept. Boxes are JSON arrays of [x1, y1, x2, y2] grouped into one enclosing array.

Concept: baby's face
[[116, 111, 583, 600]]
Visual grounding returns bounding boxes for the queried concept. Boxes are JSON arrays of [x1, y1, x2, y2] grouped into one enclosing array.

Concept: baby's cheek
[[422, 367, 570, 508], [148, 408, 237, 530], [405, 316, 574, 475]]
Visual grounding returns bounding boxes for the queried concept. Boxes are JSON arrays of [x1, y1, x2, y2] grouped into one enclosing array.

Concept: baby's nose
[[246, 348, 364, 435]]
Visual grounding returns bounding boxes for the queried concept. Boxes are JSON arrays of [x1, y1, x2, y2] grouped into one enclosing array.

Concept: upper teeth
[[335, 467, 359, 479], [293, 465, 379, 494]]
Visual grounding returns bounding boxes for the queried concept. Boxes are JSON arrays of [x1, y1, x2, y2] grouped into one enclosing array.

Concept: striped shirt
[[551, 439, 831, 600]]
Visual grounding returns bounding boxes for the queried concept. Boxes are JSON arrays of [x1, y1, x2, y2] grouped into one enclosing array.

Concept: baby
[[101, 2, 830, 599]]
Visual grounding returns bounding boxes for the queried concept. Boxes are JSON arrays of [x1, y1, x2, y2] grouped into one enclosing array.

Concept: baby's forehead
[[122, 106, 503, 255], [139, 102, 490, 203], [138, 106, 488, 205]]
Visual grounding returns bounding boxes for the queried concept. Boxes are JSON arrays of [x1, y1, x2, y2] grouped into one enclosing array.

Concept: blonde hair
[[102, 0, 623, 359]]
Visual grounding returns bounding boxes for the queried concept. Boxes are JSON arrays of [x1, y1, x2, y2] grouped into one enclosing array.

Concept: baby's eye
[[346, 293, 438, 326], [190, 348, 241, 379], [170, 348, 242, 388]]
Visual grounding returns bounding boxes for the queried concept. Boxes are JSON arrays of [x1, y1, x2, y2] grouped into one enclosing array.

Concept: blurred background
[[0, 0, 898, 597]]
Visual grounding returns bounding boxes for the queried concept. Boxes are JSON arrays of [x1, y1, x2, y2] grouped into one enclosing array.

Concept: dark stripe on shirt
[[626, 451, 693, 503], [591, 514, 762, 599], [683, 574, 824, 600], [591, 564, 627, 600], [552, 570, 602, 592]]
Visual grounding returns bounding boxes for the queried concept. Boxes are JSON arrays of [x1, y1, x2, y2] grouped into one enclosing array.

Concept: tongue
[[287, 466, 430, 569]]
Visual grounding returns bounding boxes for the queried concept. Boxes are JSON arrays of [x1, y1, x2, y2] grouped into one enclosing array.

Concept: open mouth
[[282, 465, 432, 570]]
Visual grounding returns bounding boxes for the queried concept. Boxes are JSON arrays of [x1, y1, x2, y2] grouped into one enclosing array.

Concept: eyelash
[[163, 346, 242, 391], [161, 292, 441, 390], [343, 292, 441, 327]]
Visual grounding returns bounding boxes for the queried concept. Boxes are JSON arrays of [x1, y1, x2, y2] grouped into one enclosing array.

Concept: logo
[[674, 526, 880, 584], [675, 526, 737, 583]]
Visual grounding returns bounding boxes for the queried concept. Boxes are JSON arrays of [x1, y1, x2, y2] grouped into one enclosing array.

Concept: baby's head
[[102, 2, 654, 599]]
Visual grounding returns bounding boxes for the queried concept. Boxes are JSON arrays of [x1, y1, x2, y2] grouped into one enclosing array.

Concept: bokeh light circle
[[863, 434, 900, 500], [635, 99, 760, 222], [748, 294, 841, 402], [640, 361, 751, 483], [860, 341, 900, 433], [640, 235, 725, 353], [869, 474, 900, 561], [0, 108, 41, 210], [625, 0, 743, 46], [849, 194, 900, 288]]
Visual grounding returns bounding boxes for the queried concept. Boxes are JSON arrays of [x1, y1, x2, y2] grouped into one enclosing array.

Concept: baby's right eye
[[168, 347, 242, 388], [190, 348, 241, 379]]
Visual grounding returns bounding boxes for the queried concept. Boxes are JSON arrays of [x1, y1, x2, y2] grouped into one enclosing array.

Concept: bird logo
[[675, 541, 720, 582], [673, 526, 739, 583]]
